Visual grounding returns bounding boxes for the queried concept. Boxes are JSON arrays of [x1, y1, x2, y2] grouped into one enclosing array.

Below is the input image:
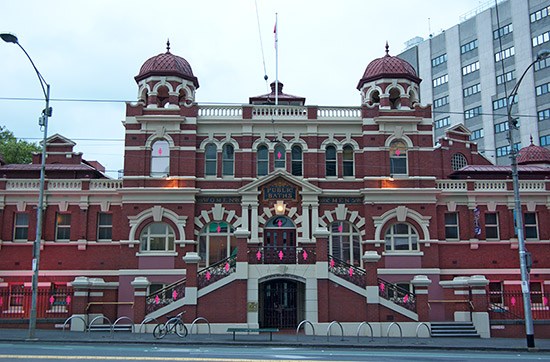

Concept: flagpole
[[275, 12, 278, 106]]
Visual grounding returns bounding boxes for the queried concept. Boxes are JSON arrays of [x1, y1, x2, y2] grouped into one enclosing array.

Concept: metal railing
[[0, 287, 73, 319], [197, 255, 236, 289], [328, 255, 367, 288], [145, 278, 186, 315], [488, 291, 550, 320], [248, 246, 316, 264], [378, 278, 417, 313]]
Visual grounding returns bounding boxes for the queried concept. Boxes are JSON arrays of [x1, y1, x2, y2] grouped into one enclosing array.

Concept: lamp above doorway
[[275, 201, 286, 215]]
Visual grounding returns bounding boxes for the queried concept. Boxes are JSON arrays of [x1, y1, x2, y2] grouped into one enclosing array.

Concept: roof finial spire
[[530, 135, 534, 145], [166, 39, 170, 53], [385, 41, 389, 56]]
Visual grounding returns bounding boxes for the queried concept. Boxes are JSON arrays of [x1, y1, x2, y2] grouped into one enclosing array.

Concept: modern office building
[[399, 0, 550, 165]]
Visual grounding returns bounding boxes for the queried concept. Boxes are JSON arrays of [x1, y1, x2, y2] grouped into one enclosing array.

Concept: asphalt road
[[0, 342, 549, 362]]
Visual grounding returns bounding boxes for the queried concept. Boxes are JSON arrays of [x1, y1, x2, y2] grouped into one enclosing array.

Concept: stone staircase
[[430, 322, 480, 338]]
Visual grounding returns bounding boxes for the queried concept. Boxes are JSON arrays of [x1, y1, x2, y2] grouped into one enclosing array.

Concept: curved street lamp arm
[[14, 42, 49, 100]]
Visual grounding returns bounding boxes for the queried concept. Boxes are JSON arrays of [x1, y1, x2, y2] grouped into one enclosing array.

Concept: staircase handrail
[[488, 301, 524, 319], [197, 254, 237, 289], [378, 277, 417, 313], [328, 255, 367, 288], [145, 277, 187, 314]]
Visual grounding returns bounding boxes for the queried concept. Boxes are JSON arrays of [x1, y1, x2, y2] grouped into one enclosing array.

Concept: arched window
[[205, 144, 217, 176], [389, 139, 407, 176], [151, 140, 170, 177], [329, 221, 361, 266], [291, 145, 302, 176], [156, 85, 169, 108], [257, 145, 268, 176], [199, 222, 236, 267], [389, 88, 401, 109], [325, 145, 337, 177], [343, 145, 354, 177], [222, 144, 234, 176], [384, 223, 418, 252], [140, 223, 175, 252], [370, 90, 380, 104], [274, 144, 286, 169], [451, 153, 468, 171]]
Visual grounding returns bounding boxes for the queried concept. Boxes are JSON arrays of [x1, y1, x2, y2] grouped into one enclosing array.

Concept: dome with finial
[[135, 40, 199, 88], [517, 136, 550, 166], [357, 42, 420, 90]]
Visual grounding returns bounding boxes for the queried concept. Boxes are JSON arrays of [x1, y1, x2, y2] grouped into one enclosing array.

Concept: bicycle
[[153, 311, 188, 339]]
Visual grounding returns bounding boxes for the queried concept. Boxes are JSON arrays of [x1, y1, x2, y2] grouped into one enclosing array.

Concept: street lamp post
[[506, 48, 550, 349], [1, 33, 51, 340]]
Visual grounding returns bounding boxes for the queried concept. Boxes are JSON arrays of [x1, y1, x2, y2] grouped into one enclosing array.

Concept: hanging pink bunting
[[277, 219, 282, 227], [277, 151, 282, 159], [256, 250, 262, 260], [216, 225, 221, 233], [206, 271, 211, 280], [396, 149, 400, 157], [225, 263, 230, 272], [155, 295, 160, 305], [511, 297, 516, 306], [66, 296, 71, 305], [404, 294, 409, 303], [338, 224, 343, 233], [544, 297, 548, 306], [330, 259, 335, 268], [349, 267, 353, 277], [0, 298, 3, 307], [49, 296, 55, 305], [278, 250, 284, 260], [172, 290, 178, 300], [158, 147, 162, 156], [303, 250, 308, 260], [380, 283, 385, 292]]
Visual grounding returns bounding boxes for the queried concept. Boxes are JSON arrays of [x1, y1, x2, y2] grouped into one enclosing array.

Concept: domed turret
[[357, 43, 421, 109], [135, 41, 199, 108], [518, 137, 550, 167]]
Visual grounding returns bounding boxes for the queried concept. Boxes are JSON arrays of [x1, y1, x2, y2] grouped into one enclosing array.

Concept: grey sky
[[1, 0, 483, 177]]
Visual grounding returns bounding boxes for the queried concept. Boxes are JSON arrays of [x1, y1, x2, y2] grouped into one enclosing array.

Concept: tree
[[0, 126, 41, 164]]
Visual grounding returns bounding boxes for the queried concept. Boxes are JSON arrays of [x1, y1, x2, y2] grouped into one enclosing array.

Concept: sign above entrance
[[262, 178, 298, 201]]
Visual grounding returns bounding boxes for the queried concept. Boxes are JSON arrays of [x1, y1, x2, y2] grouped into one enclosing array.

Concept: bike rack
[[296, 320, 316, 341], [326, 321, 344, 342], [189, 317, 211, 339], [62, 315, 88, 334], [356, 321, 374, 342], [415, 322, 431, 340], [112, 316, 135, 335], [138, 317, 159, 338], [386, 322, 402, 342], [88, 316, 113, 335]]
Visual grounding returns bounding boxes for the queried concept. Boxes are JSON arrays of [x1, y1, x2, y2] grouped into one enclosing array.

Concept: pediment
[[238, 169, 322, 196]]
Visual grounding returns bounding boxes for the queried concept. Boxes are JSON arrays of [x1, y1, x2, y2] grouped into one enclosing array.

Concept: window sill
[[135, 251, 178, 257], [382, 251, 424, 256]]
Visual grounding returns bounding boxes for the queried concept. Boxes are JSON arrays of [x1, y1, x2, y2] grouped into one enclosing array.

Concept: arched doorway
[[259, 278, 304, 329], [263, 216, 295, 263]]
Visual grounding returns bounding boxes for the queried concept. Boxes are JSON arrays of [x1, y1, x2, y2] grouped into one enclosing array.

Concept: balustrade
[[48, 180, 82, 190], [197, 255, 236, 289], [248, 246, 316, 264], [145, 278, 186, 315], [435, 180, 467, 190], [378, 277, 416, 312], [328, 255, 366, 288], [317, 107, 361, 119], [89, 179, 122, 190]]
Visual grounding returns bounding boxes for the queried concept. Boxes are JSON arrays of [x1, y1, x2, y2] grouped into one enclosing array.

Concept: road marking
[[0, 355, 381, 362]]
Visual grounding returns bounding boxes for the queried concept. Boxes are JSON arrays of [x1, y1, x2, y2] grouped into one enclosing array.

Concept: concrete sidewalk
[[0, 328, 549, 352]]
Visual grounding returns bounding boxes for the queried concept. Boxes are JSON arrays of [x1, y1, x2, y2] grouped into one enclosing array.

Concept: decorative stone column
[[411, 275, 432, 322], [182, 252, 201, 319], [469, 275, 490, 338], [70, 276, 90, 331], [362, 251, 381, 323], [131, 276, 150, 325], [313, 229, 330, 322]]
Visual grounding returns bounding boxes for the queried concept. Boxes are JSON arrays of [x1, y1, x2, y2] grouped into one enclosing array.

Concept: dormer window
[[151, 140, 169, 177]]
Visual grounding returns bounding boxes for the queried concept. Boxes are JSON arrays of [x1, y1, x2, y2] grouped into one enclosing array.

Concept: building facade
[[1, 43, 550, 338], [398, 0, 550, 165]]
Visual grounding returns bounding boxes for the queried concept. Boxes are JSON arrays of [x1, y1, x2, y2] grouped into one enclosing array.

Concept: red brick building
[[1, 43, 549, 338]]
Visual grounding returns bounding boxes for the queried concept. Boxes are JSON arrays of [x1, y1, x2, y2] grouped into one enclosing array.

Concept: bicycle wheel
[[175, 321, 188, 338], [153, 323, 167, 339]]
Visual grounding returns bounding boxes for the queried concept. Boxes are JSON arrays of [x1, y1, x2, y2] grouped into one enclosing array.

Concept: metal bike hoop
[[88, 316, 113, 335], [386, 322, 403, 342], [138, 317, 159, 338], [356, 321, 374, 342], [327, 321, 344, 342], [296, 320, 316, 341], [415, 322, 431, 340], [112, 316, 135, 335], [189, 317, 211, 339], [62, 315, 88, 334]]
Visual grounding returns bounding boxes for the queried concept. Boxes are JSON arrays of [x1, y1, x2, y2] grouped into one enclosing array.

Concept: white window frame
[[384, 223, 419, 252], [328, 221, 361, 267], [56, 213, 71, 241], [14, 213, 29, 241], [139, 222, 175, 252], [198, 222, 236, 268]]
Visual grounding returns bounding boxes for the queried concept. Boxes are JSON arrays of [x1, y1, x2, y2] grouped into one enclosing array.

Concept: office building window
[[462, 61, 479, 76], [539, 109, 550, 121], [433, 74, 448, 88], [470, 129, 484, 140], [14, 213, 29, 241], [434, 117, 450, 129], [541, 135, 550, 146], [431, 53, 447, 67], [433, 95, 449, 108], [496, 145, 511, 157], [533, 31, 550, 47], [445, 212, 459, 239], [222, 144, 234, 176], [257, 145, 268, 176], [493, 23, 513, 39], [496, 70, 515, 85], [531, 5, 550, 23], [97, 213, 113, 241], [485, 213, 499, 239], [495, 121, 510, 134], [325, 145, 337, 177], [524, 213, 538, 240], [535, 57, 550, 71], [204, 143, 217, 176], [536, 82, 550, 96], [56, 213, 71, 241], [460, 39, 478, 54], [451, 153, 468, 171], [495, 46, 515, 62], [464, 106, 482, 119], [291, 145, 302, 176], [493, 97, 515, 111], [464, 83, 481, 97]]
